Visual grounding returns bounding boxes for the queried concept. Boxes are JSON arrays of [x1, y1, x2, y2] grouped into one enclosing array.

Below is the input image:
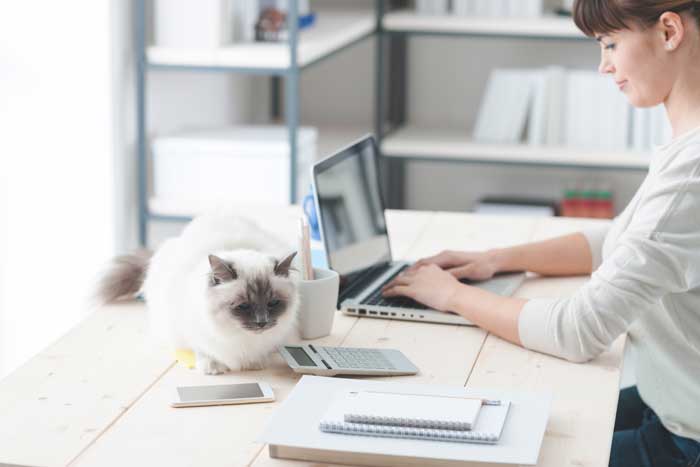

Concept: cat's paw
[[244, 361, 267, 371], [196, 354, 230, 375]]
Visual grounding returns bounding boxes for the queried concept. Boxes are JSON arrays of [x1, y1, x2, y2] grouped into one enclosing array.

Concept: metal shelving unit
[[135, 2, 651, 245], [134, 0, 377, 246]]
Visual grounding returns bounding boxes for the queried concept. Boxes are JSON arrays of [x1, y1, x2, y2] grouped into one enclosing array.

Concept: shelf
[[381, 126, 650, 170], [382, 11, 587, 40], [147, 11, 375, 73]]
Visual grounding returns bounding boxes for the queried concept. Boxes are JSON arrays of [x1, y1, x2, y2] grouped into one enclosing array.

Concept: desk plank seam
[[463, 332, 489, 388], [64, 360, 177, 467]]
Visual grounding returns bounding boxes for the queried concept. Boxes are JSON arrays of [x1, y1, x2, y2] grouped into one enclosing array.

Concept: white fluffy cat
[[96, 211, 300, 374]]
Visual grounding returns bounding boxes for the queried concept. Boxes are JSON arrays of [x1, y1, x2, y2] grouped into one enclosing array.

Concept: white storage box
[[152, 126, 317, 206], [155, 0, 233, 48]]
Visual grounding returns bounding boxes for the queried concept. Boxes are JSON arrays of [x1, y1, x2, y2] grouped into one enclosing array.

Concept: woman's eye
[[236, 303, 251, 311], [268, 299, 280, 308], [604, 43, 616, 50]]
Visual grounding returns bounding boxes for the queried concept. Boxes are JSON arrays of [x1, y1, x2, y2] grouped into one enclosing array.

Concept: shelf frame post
[[286, 0, 300, 204], [135, 0, 148, 246]]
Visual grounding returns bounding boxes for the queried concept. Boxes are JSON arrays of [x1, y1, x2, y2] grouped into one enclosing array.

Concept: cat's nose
[[256, 321, 267, 328]]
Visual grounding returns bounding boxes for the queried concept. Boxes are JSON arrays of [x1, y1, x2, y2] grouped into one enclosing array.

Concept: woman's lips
[[616, 80, 628, 90]]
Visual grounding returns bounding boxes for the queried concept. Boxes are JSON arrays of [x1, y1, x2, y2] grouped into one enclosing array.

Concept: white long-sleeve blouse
[[518, 126, 700, 441]]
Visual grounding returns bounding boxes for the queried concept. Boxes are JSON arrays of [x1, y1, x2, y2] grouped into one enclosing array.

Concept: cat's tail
[[93, 249, 152, 305]]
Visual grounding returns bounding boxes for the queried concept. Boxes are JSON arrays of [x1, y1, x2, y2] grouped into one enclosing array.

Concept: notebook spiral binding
[[344, 415, 471, 431], [319, 421, 499, 444]]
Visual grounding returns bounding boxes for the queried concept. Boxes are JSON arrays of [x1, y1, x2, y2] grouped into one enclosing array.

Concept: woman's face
[[596, 26, 675, 108]]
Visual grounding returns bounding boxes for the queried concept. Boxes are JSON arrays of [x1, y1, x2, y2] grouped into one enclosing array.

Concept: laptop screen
[[313, 136, 391, 276]]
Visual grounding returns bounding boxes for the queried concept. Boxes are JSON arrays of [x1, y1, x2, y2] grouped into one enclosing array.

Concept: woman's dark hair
[[573, 0, 700, 37]]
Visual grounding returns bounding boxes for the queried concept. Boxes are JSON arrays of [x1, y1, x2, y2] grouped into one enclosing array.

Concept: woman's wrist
[[487, 248, 511, 272], [446, 283, 473, 317]]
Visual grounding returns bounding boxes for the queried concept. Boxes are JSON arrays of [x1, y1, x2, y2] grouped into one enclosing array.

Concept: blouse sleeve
[[581, 224, 610, 272], [518, 149, 700, 362]]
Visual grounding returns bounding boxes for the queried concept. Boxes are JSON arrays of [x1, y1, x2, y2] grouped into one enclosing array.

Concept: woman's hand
[[381, 264, 464, 312], [406, 249, 501, 281]]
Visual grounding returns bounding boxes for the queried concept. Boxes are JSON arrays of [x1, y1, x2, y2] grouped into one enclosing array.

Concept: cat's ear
[[274, 252, 297, 277], [208, 254, 237, 286]]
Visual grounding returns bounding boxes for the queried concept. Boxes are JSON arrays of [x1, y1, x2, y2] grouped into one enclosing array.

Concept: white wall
[[0, 1, 116, 377]]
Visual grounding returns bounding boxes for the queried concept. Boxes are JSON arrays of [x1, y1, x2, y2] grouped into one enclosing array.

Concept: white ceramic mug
[[297, 268, 340, 340]]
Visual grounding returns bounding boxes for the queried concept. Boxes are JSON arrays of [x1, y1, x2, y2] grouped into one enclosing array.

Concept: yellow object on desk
[[175, 348, 196, 369]]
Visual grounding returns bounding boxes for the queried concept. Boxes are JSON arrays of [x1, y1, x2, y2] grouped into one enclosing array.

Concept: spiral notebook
[[319, 390, 511, 444], [340, 390, 484, 430]]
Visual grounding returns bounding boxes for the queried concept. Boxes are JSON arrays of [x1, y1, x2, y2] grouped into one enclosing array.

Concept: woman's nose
[[598, 53, 614, 74]]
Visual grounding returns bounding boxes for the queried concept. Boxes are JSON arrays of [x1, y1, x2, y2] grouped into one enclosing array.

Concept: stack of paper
[[259, 375, 552, 466]]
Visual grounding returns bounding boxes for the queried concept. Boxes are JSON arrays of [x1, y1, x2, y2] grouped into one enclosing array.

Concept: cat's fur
[[96, 212, 300, 374]]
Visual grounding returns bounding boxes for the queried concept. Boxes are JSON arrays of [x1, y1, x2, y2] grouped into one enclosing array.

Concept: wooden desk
[[0, 209, 622, 467]]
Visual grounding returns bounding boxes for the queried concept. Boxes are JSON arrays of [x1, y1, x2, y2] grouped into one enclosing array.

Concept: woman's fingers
[[447, 264, 474, 278], [382, 274, 412, 291], [447, 264, 494, 281], [405, 260, 428, 272], [382, 284, 413, 298], [407, 251, 459, 271]]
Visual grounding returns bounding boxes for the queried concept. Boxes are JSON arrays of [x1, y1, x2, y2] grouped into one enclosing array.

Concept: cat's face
[[206, 252, 297, 333]]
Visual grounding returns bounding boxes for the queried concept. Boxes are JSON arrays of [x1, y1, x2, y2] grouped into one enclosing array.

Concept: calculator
[[278, 344, 419, 376]]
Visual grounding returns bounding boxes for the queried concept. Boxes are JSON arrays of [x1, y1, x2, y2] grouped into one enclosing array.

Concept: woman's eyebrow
[[595, 35, 609, 42]]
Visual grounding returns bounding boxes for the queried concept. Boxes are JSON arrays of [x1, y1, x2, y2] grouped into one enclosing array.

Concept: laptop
[[311, 134, 525, 326]]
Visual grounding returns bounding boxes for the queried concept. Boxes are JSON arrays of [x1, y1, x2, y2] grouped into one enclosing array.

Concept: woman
[[382, 1, 700, 466]]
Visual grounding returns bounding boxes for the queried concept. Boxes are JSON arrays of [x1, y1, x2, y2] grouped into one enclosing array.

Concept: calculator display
[[287, 346, 317, 366]]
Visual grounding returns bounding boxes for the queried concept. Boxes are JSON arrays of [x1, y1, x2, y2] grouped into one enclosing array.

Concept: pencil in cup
[[299, 217, 314, 280]]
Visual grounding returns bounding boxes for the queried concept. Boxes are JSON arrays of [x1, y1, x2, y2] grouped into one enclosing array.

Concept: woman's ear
[[658, 11, 686, 51]]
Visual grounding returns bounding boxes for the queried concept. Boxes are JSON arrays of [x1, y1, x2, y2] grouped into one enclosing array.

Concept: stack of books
[[473, 66, 673, 153], [416, 0, 561, 17]]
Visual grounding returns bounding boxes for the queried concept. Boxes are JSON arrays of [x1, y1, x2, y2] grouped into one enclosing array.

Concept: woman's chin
[[627, 91, 665, 109]]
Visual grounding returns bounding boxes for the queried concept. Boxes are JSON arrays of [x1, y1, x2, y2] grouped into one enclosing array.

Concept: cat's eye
[[268, 299, 281, 308], [236, 303, 252, 311]]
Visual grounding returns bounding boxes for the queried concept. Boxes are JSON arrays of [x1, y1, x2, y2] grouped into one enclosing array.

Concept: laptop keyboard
[[361, 266, 429, 310], [340, 263, 396, 302]]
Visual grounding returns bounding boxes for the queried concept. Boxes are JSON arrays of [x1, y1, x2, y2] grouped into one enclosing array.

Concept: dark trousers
[[609, 386, 700, 467]]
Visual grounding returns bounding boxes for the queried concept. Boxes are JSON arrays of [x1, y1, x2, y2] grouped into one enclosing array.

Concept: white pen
[[299, 218, 309, 280], [357, 390, 502, 406], [303, 216, 314, 280]]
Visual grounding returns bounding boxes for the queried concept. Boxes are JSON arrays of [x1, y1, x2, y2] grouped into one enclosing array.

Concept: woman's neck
[[665, 47, 700, 139]]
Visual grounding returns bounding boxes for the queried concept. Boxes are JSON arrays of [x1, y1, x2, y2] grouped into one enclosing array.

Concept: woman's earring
[[666, 43, 674, 50]]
